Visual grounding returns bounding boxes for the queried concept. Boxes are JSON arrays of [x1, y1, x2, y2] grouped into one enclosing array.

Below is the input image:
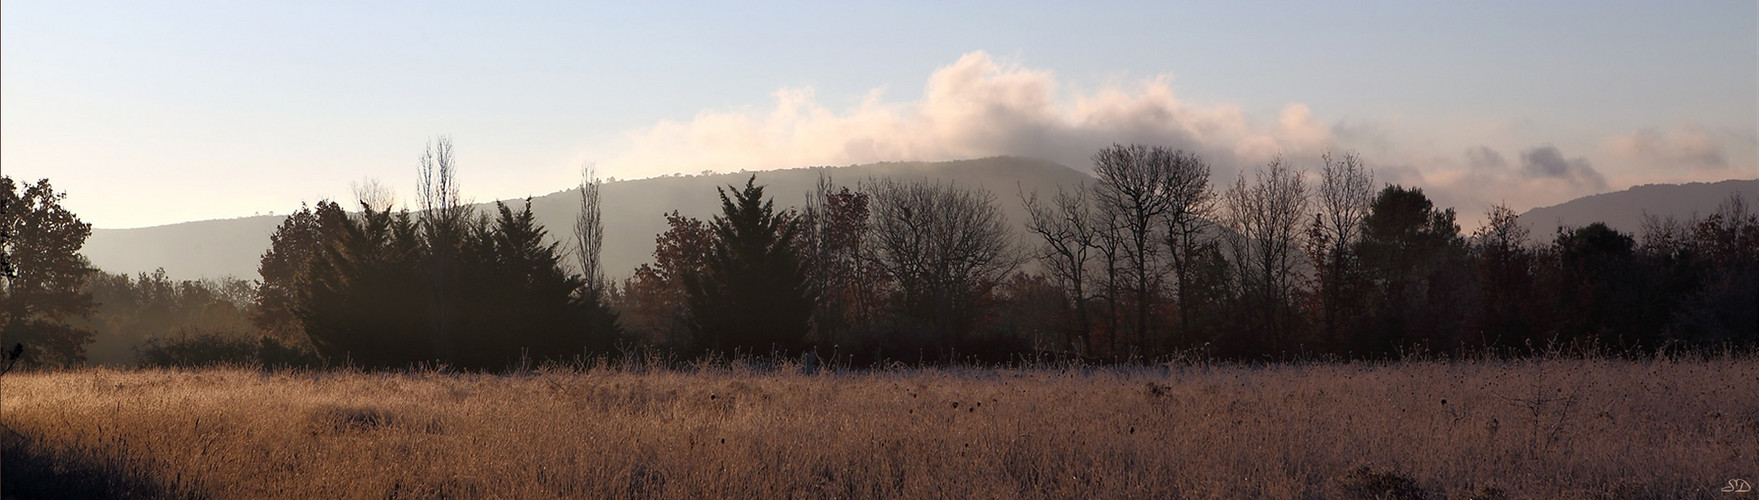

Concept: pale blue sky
[[4, 1, 1754, 228]]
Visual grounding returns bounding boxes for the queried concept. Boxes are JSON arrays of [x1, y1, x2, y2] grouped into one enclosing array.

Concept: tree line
[[1007, 146, 1757, 359], [615, 144, 1758, 362], [2, 140, 1755, 369]]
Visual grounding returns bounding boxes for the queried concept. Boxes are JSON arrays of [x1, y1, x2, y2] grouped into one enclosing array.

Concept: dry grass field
[[3, 356, 1756, 499]]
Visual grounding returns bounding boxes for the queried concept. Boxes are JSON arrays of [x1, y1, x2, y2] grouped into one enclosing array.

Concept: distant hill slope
[[1515, 179, 1759, 238], [83, 156, 1095, 281], [82, 216, 289, 281]]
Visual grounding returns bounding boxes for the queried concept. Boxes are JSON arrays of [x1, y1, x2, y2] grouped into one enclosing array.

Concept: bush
[[136, 329, 258, 368], [134, 328, 318, 369], [258, 336, 322, 369]]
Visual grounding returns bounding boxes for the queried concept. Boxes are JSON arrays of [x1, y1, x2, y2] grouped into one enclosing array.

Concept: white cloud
[[601, 51, 1335, 181], [594, 51, 1755, 232]]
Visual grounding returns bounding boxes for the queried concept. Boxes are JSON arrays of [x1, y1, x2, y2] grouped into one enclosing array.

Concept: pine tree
[[1353, 185, 1467, 355]]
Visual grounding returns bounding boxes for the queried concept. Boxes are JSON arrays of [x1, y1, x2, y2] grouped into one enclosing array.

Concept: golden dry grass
[[2, 357, 1756, 499]]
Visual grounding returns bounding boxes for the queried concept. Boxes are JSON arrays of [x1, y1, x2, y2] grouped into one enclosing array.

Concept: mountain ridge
[[80, 162, 1758, 282], [1514, 178, 1758, 237], [82, 156, 1094, 281]]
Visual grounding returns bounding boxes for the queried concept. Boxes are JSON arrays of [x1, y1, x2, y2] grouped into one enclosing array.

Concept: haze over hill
[[82, 157, 1093, 281], [1515, 178, 1759, 236]]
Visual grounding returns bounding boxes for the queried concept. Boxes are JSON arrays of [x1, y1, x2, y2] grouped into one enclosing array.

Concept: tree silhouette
[[1157, 150, 1216, 353], [1222, 157, 1311, 353], [452, 200, 618, 369], [802, 174, 881, 348], [685, 176, 815, 356], [296, 201, 433, 368], [1668, 195, 1759, 345], [254, 203, 328, 345], [867, 178, 1017, 353], [621, 211, 713, 348], [1023, 184, 1099, 354], [574, 165, 607, 294], [1353, 185, 1467, 354], [1470, 204, 1539, 350], [1552, 222, 1653, 348], [1307, 151, 1373, 351], [0, 177, 98, 366], [418, 136, 470, 364], [1091, 144, 1177, 350]]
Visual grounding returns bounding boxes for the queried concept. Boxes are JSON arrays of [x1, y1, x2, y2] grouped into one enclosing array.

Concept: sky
[[4, 1, 1755, 230]]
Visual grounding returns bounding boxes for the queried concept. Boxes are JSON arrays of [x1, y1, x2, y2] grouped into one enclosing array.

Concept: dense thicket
[[281, 199, 622, 370], [257, 140, 623, 370], [82, 269, 268, 366]]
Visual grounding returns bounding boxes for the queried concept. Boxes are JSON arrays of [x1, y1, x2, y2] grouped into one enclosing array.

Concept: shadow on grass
[[1, 430, 169, 499]]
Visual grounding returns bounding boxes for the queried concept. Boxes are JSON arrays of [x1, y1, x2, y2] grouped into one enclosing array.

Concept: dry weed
[[1, 357, 1754, 499]]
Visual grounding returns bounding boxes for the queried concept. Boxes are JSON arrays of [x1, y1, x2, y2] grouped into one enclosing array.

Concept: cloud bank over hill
[[598, 51, 1755, 225], [603, 51, 1332, 185]]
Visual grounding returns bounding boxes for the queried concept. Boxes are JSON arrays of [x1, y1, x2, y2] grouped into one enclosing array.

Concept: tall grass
[[3, 356, 1755, 499]]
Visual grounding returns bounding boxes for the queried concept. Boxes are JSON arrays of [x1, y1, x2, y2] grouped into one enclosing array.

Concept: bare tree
[[1092, 199, 1125, 355], [1701, 193, 1759, 266], [418, 137, 466, 226], [1309, 151, 1373, 346], [1471, 203, 1535, 350], [1223, 155, 1310, 348], [574, 163, 606, 295], [1091, 144, 1193, 351], [1316, 151, 1374, 254], [802, 172, 877, 346], [351, 177, 397, 212], [867, 178, 1018, 350], [803, 172, 836, 339], [1473, 203, 1530, 255], [1021, 182, 1099, 353], [1158, 152, 1215, 347], [417, 135, 471, 363], [1638, 212, 1690, 257]]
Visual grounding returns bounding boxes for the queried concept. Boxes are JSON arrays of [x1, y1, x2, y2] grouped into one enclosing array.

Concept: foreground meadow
[[2, 357, 1756, 499]]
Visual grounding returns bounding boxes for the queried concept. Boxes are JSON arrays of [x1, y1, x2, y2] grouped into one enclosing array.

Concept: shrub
[[135, 329, 261, 368]]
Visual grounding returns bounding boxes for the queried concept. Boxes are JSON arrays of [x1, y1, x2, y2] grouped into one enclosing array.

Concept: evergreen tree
[[454, 200, 619, 369], [685, 176, 816, 355], [296, 201, 433, 368], [1353, 185, 1469, 355], [1552, 222, 1657, 349]]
